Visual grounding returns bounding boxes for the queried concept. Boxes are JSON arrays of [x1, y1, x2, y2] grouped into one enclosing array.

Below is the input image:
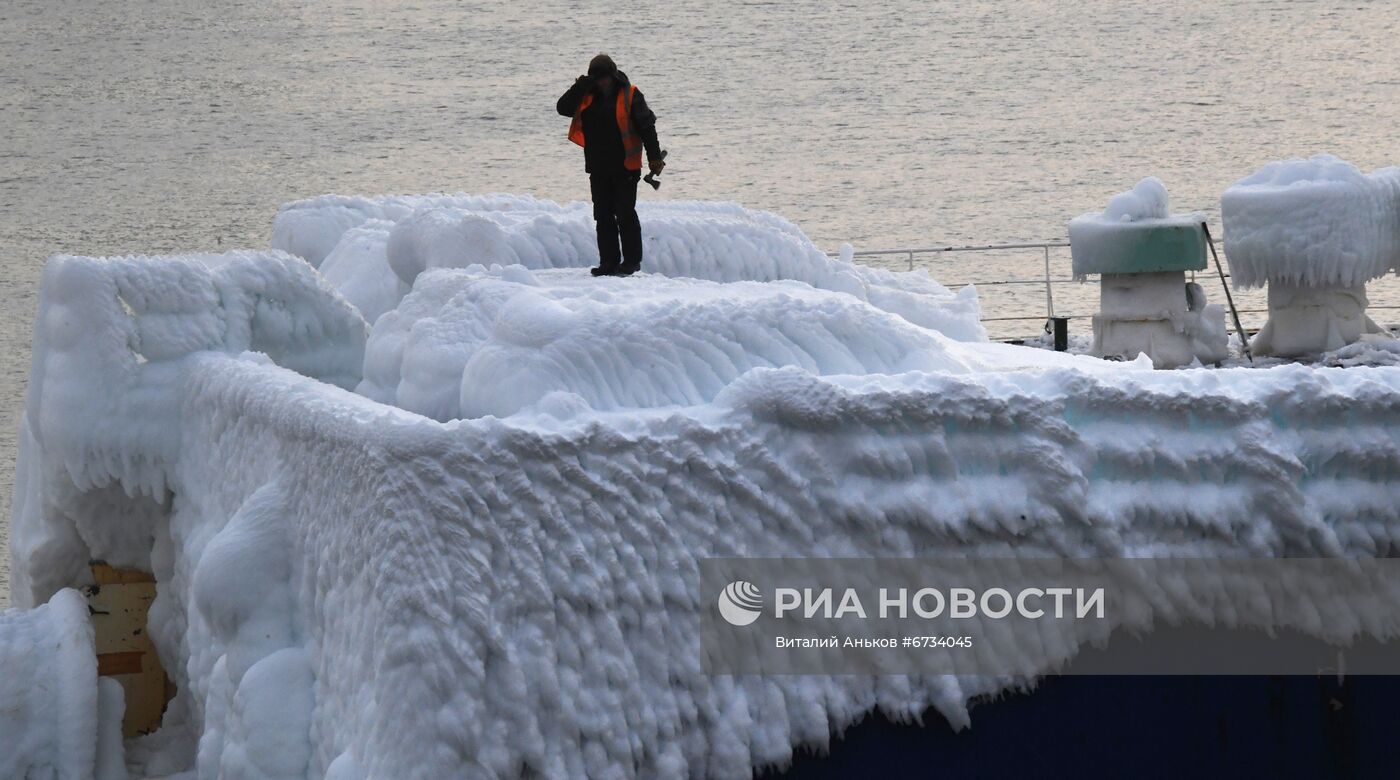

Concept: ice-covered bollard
[[0, 589, 127, 780], [1069, 178, 1228, 368], [1222, 155, 1399, 357]]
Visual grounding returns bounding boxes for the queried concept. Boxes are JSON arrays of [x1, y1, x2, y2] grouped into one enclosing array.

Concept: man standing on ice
[[557, 54, 665, 277]]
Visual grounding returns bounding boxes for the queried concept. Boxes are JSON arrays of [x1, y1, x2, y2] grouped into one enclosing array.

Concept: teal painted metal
[[1070, 221, 1208, 276]]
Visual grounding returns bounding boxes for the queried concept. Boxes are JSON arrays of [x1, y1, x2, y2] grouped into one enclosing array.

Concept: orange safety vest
[[568, 85, 644, 172]]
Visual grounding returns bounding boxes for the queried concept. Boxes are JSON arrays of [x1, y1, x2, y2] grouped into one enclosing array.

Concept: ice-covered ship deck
[[7, 193, 1400, 779]]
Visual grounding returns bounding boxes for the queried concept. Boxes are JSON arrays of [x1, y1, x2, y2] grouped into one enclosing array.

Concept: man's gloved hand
[[575, 75, 594, 89], [648, 157, 666, 175]]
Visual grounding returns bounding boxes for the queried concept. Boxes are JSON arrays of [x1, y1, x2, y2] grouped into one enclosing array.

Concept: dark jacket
[[557, 70, 662, 175]]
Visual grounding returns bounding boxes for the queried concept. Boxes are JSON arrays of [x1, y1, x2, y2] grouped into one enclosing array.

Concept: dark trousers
[[589, 169, 642, 270]]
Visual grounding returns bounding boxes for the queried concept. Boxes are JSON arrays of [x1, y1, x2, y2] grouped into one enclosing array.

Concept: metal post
[[1049, 316, 1068, 351], [1201, 222, 1252, 364], [1043, 246, 1055, 317], [908, 251, 914, 271]]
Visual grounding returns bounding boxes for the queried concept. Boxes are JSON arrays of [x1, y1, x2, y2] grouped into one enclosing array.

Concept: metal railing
[[832, 239, 1400, 339], [840, 240, 1073, 319]]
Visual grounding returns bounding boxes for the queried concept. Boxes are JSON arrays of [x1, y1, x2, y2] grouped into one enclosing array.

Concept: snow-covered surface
[[1026, 321, 1400, 370], [1102, 176, 1171, 222], [33, 349, 1400, 778], [272, 193, 571, 269], [10, 195, 1400, 778], [275, 194, 987, 341], [96, 679, 130, 780], [361, 266, 1030, 421], [1323, 333, 1400, 367], [11, 249, 367, 605], [317, 220, 405, 326], [1222, 154, 1400, 289], [0, 588, 105, 780]]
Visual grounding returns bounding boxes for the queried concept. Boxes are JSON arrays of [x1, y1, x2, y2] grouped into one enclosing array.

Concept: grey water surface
[[3, 0, 1398, 603]]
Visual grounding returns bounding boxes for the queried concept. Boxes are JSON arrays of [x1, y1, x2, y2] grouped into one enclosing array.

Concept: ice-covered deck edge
[[11, 240, 1400, 777]]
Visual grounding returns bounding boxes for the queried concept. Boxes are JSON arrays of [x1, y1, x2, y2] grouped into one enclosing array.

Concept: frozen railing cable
[[831, 237, 1400, 338], [828, 238, 1120, 329]]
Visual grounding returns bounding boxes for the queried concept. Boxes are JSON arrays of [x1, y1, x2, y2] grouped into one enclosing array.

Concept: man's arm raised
[[557, 76, 592, 117]]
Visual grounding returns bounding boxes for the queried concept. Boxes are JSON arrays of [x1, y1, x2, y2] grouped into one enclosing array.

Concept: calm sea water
[[3, 0, 1399, 603]]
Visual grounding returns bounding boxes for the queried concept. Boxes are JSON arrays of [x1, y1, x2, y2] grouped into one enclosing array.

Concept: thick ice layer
[[1324, 334, 1400, 367], [271, 193, 572, 268], [65, 354, 1400, 778], [191, 480, 315, 780], [14, 207, 1400, 779], [361, 266, 1031, 421], [1103, 176, 1170, 221], [18, 293, 1400, 777], [11, 250, 367, 604], [275, 194, 986, 341], [1222, 155, 1400, 288], [317, 219, 405, 325], [0, 589, 102, 780]]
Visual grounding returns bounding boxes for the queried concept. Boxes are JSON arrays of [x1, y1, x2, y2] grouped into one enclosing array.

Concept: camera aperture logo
[[718, 581, 764, 626]]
